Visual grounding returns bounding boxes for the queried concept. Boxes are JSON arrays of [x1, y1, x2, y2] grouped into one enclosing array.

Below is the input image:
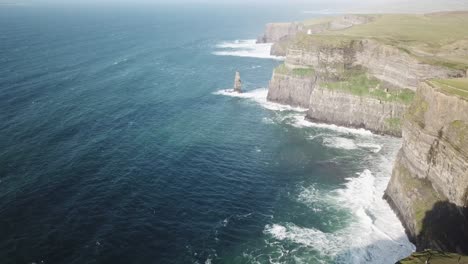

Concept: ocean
[[0, 4, 414, 264]]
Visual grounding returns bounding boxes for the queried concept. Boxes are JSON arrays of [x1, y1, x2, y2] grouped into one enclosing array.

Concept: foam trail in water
[[288, 114, 374, 136], [356, 142, 383, 153], [314, 135, 383, 153], [213, 39, 284, 60], [215, 88, 380, 137], [264, 138, 415, 263], [214, 60, 412, 263], [322, 137, 358, 150], [214, 88, 307, 112]]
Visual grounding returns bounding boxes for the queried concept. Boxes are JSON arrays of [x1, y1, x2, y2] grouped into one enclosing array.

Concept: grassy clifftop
[[429, 78, 468, 100], [397, 250, 468, 264], [295, 12, 468, 70]]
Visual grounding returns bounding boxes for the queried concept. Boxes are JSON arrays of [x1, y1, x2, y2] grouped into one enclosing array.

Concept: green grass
[[398, 250, 468, 264], [447, 120, 468, 152], [395, 163, 441, 234], [274, 64, 315, 78], [302, 12, 468, 70], [405, 93, 429, 128], [274, 64, 290, 75], [303, 16, 335, 26], [385, 118, 402, 130], [291, 33, 357, 50], [322, 73, 415, 104], [429, 78, 468, 99], [332, 13, 468, 46], [292, 67, 315, 77]]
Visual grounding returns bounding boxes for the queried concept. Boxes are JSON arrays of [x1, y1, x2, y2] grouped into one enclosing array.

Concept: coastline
[[255, 10, 468, 260]]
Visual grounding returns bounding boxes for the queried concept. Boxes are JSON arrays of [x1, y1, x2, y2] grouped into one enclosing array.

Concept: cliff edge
[[264, 12, 468, 136], [259, 11, 468, 260], [385, 79, 468, 253]]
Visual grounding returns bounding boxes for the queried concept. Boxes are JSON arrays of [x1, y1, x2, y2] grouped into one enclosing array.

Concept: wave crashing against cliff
[[214, 85, 414, 263]]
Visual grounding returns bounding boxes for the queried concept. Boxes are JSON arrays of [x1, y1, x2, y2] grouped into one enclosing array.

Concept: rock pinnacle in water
[[234, 71, 242, 93]]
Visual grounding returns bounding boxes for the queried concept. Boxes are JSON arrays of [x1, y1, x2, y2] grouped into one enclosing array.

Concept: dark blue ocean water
[[0, 4, 414, 264]]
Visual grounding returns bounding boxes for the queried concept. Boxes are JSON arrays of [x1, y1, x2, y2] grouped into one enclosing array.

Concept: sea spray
[[216, 86, 415, 263]]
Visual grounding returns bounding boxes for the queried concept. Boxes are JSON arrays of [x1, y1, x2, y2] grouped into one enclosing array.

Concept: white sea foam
[[261, 117, 275, 125], [213, 42, 412, 262], [213, 39, 284, 60], [356, 142, 383, 153], [264, 137, 414, 263], [318, 136, 383, 153], [214, 88, 380, 139], [213, 88, 307, 112], [322, 137, 358, 150], [288, 114, 374, 136]]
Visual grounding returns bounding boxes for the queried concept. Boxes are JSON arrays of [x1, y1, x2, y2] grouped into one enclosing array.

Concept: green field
[[322, 73, 415, 104], [274, 64, 315, 78], [430, 78, 468, 99], [332, 13, 468, 46], [397, 250, 468, 264], [300, 12, 468, 70]]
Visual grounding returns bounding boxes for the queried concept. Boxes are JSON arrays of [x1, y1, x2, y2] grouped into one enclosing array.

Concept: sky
[[1, 0, 468, 13]]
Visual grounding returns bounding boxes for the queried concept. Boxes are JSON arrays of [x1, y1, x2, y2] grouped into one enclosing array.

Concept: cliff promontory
[[260, 11, 468, 259], [385, 79, 468, 253], [264, 12, 468, 136]]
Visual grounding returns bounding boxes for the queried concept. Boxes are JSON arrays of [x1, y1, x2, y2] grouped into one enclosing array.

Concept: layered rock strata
[[307, 87, 408, 136], [267, 70, 316, 108], [385, 81, 468, 253], [284, 39, 464, 90], [266, 36, 464, 136], [256, 23, 303, 44]]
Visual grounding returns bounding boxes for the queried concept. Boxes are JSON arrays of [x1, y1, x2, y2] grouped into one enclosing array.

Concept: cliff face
[[261, 13, 468, 259], [265, 34, 465, 136], [356, 40, 464, 90], [307, 87, 407, 136], [261, 15, 374, 56], [267, 70, 316, 108], [385, 81, 468, 253], [284, 39, 464, 90], [256, 23, 302, 44]]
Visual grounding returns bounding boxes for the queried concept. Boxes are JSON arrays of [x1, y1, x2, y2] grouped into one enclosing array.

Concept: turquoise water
[[0, 4, 414, 264]]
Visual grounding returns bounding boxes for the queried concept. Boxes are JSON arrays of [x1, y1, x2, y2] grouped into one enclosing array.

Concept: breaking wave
[[319, 136, 382, 153], [212, 39, 284, 60], [322, 137, 358, 150], [264, 137, 415, 263], [288, 114, 374, 136], [214, 67, 414, 263], [213, 88, 307, 112]]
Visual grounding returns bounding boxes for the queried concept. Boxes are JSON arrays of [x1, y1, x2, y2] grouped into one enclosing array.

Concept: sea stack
[[234, 71, 242, 93]]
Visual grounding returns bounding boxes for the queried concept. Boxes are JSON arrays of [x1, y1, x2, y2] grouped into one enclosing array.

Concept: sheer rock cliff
[[260, 12, 468, 259], [385, 81, 468, 253], [307, 87, 407, 136]]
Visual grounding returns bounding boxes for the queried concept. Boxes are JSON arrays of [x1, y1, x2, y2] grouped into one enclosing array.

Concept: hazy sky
[[1, 0, 468, 13]]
